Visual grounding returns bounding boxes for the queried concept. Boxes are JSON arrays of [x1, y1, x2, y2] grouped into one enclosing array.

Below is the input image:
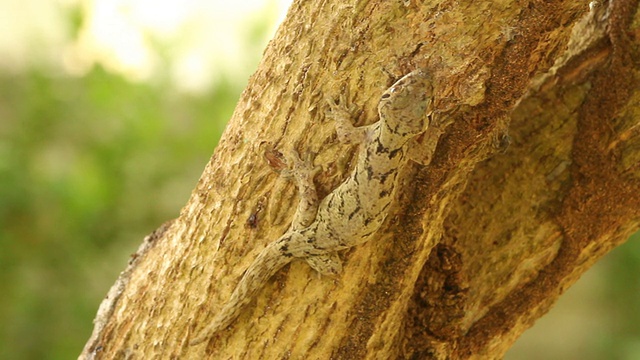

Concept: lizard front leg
[[325, 94, 373, 144]]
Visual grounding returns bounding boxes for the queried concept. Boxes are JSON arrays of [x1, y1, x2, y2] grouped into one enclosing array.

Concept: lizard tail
[[190, 242, 291, 345]]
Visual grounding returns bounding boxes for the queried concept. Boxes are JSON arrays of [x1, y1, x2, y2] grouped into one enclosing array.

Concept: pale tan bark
[[81, 0, 640, 359]]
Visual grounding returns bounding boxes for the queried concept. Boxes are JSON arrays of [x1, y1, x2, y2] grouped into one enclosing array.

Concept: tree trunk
[[80, 0, 640, 358]]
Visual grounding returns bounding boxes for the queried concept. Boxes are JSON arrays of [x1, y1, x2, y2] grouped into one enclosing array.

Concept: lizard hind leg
[[280, 150, 322, 230], [305, 252, 343, 277], [280, 151, 344, 277]]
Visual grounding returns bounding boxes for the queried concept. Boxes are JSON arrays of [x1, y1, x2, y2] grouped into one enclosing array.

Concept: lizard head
[[377, 69, 434, 138]]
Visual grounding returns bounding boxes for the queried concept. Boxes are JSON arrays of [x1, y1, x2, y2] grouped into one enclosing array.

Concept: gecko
[[191, 69, 434, 345]]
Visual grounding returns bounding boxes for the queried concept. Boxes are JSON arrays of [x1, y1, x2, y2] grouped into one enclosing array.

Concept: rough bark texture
[[80, 0, 640, 359]]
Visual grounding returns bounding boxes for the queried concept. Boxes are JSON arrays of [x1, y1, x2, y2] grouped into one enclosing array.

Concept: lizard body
[[191, 69, 434, 345]]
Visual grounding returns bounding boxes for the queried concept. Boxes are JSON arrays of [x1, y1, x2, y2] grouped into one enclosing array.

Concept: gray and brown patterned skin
[[191, 70, 434, 345]]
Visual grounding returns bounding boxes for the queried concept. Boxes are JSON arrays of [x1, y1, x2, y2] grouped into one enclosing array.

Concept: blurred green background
[[0, 1, 637, 359]]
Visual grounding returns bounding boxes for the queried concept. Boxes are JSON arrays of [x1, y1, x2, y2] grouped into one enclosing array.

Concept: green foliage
[[0, 65, 240, 359], [608, 232, 640, 359]]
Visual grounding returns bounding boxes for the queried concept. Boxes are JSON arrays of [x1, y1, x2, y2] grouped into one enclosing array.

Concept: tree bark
[[80, 0, 640, 359]]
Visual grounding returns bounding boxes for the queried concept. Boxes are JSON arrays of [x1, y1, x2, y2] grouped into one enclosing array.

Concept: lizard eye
[[380, 93, 391, 100]]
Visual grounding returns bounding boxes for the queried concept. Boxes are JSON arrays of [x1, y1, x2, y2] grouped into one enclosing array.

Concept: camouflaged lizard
[[191, 69, 434, 345]]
